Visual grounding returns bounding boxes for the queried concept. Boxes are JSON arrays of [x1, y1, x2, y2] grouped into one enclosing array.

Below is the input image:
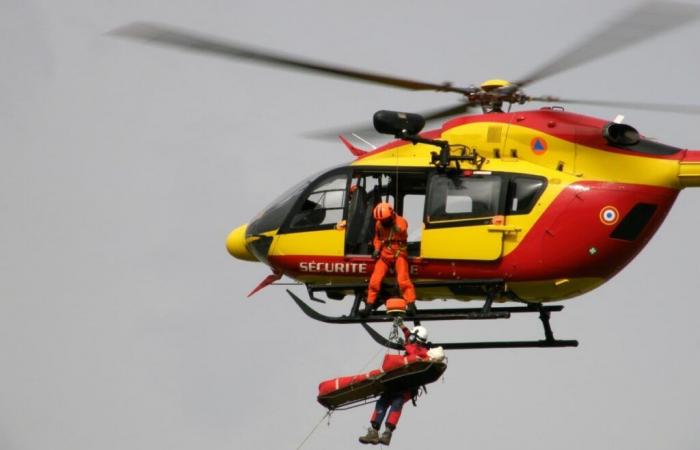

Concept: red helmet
[[373, 202, 394, 221]]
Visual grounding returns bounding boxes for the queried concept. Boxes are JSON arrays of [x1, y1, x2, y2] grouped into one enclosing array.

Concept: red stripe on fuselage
[[681, 150, 700, 162]]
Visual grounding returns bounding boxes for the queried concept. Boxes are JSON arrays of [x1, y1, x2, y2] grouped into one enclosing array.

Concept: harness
[[380, 225, 407, 258]]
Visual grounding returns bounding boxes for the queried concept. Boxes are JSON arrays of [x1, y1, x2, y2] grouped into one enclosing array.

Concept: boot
[[379, 428, 392, 445], [406, 302, 417, 317], [358, 427, 379, 445]]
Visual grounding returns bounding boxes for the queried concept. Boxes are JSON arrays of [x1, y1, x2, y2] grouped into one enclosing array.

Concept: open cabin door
[[344, 169, 427, 257], [421, 172, 506, 261]]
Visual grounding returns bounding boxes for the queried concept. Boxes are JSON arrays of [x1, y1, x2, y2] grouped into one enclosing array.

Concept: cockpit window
[[288, 173, 349, 230], [507, 176, 546, 215], [247, 174, 315, 236]]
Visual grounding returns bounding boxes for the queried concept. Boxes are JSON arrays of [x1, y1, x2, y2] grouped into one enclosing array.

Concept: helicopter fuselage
[[228, 108, 700, 303]]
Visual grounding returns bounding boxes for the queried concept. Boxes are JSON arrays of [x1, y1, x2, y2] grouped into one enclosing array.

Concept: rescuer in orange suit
[[363, 202, 416, 314]]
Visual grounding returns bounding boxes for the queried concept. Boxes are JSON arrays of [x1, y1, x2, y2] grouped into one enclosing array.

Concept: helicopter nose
[[226, 224, 258, 261]]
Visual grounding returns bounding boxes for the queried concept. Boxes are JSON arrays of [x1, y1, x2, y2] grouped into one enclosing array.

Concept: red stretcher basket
[[317, 354, 447, 410]]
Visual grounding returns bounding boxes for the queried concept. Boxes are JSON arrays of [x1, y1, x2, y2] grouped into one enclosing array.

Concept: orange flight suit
[[367, 215, 416, 305]]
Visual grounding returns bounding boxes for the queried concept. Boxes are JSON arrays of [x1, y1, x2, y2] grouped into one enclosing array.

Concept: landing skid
[[287, 289, 579, 350]]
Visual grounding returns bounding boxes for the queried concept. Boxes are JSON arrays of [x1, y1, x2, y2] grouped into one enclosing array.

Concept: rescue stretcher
[[317, 353, 447, 410]]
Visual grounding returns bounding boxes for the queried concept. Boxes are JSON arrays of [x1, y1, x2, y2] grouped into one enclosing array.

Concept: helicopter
[[113, 1, 700, 350]]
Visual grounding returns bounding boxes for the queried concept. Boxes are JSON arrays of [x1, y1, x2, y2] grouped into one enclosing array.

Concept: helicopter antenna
[[351, 133, 377, 150]]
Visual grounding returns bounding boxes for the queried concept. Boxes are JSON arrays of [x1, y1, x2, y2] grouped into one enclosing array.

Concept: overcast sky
[[2, 1, 700, 449]]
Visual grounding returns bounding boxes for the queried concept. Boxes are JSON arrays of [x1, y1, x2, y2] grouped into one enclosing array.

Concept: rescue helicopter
[[114, 2, 700, 350]]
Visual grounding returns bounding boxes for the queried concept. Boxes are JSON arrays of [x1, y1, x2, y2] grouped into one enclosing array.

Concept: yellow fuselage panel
[[352, 142, 434, 167], [421, 222, 503, 260], [574, 143, 680, 188], [271, 228, 345, 257], [444, 123, 575, 175], [508, 278, 605, 302], [443, 121, 681, 189]]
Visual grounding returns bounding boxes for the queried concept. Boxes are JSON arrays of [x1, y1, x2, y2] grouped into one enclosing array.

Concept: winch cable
[[293, 410, 332, 450], [395, 143, 399, 210]]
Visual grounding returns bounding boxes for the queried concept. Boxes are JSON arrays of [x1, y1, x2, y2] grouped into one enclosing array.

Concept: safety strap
[[387, 317, 404, 348], [380, 224, 407, 255]]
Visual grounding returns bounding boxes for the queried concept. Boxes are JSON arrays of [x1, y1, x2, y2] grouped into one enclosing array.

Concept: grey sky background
[[2, 1, 700, 449]]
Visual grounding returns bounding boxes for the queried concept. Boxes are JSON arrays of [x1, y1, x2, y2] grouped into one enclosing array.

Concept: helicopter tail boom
[[679, 150, 700, 188]]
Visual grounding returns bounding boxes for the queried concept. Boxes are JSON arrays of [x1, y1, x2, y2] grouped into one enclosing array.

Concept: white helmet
[[410, 326, 428, 343]]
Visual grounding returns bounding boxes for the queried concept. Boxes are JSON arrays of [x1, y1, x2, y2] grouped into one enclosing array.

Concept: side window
[[507, 177, 546, 215], [427, 174, 501, 222], [289, 173, 348, 230]]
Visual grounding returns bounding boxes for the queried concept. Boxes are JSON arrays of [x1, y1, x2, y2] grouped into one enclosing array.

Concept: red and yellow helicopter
[[115, 2, 700, 350]]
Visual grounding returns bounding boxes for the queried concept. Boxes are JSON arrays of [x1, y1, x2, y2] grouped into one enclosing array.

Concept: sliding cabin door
[[421, 172, 506, 261]]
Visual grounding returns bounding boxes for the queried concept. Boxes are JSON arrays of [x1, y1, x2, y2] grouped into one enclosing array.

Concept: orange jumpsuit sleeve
[[373, 221, 382, 252], [395, 216, 409, 242]]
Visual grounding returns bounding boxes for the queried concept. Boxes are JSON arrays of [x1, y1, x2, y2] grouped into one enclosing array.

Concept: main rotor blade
[[514, 1, 700, 88], [529, 96, 700, 115], [111, 22, 471, 94], [305, 103, 472, 140], [422, 103, 475, 121]]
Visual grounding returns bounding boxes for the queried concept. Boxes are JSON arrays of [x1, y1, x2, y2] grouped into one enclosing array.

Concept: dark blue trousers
[[370, 390, 411, 430]]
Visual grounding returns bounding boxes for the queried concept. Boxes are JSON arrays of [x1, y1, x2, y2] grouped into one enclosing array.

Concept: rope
[[357, 346, 385, 373], [294, 410, 331, 450]]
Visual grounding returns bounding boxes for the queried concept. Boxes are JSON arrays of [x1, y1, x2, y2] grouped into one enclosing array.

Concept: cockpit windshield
[[247, 173, 317, 236]]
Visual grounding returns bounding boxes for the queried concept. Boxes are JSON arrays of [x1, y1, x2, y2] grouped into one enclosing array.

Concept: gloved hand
[[372, 250, 380, 259], [395, 317, 404, 327]]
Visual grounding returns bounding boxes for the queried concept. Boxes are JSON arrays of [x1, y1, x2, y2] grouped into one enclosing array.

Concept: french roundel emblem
[[599, 206, 619, 225]]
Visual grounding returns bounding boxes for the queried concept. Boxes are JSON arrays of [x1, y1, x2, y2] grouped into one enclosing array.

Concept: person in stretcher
[[358, 320, 429, 446]]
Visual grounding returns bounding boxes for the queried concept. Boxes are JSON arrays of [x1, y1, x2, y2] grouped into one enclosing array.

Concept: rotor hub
[[479, 79, 511, 92]]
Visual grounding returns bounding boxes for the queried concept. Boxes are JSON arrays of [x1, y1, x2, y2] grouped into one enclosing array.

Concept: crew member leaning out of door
[[363, 202, 416, 314]]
